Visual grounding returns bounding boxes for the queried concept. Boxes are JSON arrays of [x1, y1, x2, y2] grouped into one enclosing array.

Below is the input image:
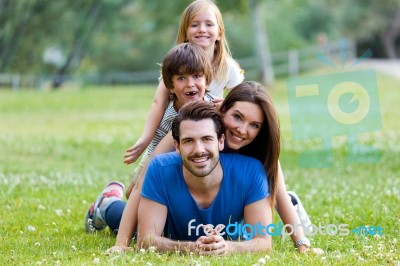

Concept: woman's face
[[223, 101, 264, 150]]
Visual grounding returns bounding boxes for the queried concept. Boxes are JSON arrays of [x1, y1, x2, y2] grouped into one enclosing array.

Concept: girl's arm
[[275, 161, 310, 253], [123, 80, 169, 164], [107, 132, 175, 253]]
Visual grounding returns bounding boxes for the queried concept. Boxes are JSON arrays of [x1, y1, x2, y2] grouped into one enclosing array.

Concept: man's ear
[[218, 134, 225, 151], [174, 139, 181, 154]]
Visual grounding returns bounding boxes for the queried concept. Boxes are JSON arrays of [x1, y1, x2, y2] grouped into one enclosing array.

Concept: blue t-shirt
[[141, 152, 269, 241]]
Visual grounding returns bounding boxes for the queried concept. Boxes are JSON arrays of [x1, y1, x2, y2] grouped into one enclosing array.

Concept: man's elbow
[[136, 232, 152, 249], [253, 237, 272, 253]]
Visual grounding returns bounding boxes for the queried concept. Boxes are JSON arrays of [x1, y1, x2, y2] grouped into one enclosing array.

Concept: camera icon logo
[[287, 69, 381, 167]]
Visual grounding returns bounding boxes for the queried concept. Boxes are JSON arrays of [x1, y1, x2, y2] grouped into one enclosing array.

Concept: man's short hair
[[162, 43, 212, 90], [172, 101, 224, 142]]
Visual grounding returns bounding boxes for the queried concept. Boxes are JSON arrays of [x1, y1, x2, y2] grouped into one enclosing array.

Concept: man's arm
[[137, 197, 198, 252]]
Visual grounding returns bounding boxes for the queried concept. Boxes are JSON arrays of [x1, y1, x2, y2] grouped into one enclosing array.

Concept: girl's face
[[186, 7, 221, 52], [223, 101, 264, 150]]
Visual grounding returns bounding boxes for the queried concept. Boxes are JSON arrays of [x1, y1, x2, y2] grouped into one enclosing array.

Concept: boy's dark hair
[[172, 101, 224, 142], [162, 43, 212, 90]]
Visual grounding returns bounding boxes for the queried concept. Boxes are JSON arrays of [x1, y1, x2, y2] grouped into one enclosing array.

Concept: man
[[137, 101, 272, 255]]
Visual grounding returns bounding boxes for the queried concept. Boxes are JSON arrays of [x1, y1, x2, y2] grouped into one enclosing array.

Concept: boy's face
[[170, 73, 207, 109]]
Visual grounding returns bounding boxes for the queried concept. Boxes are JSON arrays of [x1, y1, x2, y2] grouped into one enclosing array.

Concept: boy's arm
[[124, 81, 169, 164], [125, 131, 175, 198]]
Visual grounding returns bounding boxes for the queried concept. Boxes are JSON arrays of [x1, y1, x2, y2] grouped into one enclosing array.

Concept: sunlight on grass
[[0, 79, 399, 265]]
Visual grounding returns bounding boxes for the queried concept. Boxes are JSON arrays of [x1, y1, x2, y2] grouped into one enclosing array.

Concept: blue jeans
[[105, 200, 126, 234]]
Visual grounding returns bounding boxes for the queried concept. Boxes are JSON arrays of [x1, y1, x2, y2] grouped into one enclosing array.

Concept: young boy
[[85, 42, 215, 234]]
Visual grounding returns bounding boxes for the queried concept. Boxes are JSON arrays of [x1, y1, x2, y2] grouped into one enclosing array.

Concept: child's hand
[[212, 98, 224, 109], [123, 138, 147, 164]]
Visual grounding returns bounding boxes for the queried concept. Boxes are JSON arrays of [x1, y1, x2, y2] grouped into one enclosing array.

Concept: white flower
[[93, 257, 100, 264], [264, 255, 270, 259], [55, 209, 63, 216], [26, 225, 36, 232], [258, 258, 266, 265], [148, 246, 157, 253], [71, 245, 77, 251], [140, 248, 146, 253], [38, 204, 46, 210]]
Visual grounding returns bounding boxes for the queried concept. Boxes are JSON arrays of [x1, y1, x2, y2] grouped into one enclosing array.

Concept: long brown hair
[[176, 0, 233, 82], [220, 81, 280, 207]]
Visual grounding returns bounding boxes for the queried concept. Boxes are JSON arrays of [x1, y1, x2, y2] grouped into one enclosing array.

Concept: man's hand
[[104, 245, 132, 255], [195, 235, 228, 256], [124, 138, 147, 164]]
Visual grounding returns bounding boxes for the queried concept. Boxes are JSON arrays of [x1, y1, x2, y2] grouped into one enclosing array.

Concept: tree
[[337, 0, 400, 58]]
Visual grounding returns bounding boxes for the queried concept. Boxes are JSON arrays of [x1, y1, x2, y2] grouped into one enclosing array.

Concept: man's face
[[174, 119, 224, 178]]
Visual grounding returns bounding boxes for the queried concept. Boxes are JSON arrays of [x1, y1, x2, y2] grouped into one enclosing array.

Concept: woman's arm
[[275, 161, 310, 253]]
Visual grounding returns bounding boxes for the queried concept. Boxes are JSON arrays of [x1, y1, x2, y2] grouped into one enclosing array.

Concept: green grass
[[0, 73, 399, 265]]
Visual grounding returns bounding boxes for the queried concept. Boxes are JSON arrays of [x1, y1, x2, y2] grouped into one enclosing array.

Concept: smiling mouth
[[192, 157, 209, 163], [230, 131, 244, 142], [185, 91, 198, 96]]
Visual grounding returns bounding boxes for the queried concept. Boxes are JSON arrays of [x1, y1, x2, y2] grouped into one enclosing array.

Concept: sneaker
[[287, 191, 312, 228], [85, 181, 125, 233]]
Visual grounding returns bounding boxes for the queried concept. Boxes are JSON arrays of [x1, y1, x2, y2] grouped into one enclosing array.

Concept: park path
[[360, 59, 400, 80]]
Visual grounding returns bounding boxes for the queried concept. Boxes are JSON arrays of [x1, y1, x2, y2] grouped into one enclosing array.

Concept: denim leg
[[105, 200, 126, 234]]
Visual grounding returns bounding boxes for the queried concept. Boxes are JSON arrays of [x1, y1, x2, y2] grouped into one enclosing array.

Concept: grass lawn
[[0, 71, 399, 265]]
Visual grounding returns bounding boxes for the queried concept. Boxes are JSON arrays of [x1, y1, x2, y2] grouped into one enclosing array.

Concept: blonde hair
[[176, 0, 235, 82]]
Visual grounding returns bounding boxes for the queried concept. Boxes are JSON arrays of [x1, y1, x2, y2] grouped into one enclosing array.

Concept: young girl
[[124, 0, 244, 197]]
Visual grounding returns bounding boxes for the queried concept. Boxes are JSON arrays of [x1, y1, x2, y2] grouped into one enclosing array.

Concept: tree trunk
[[249, 0, 274, 87], [52, 0, 102, 89], [380, 10, 400, 59]]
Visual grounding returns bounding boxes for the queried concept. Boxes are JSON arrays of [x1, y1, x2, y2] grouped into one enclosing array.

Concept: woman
[[219, 81, 312, 252]]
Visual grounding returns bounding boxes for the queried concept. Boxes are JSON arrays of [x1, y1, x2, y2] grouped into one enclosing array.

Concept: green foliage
[[0, 72, 399, 265]]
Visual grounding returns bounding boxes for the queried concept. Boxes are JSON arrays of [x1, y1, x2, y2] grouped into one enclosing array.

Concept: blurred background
[[1, 0, 399, 90]]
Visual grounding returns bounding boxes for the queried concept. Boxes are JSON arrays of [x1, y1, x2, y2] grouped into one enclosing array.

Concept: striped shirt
[[146, 93, 215, 155]]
